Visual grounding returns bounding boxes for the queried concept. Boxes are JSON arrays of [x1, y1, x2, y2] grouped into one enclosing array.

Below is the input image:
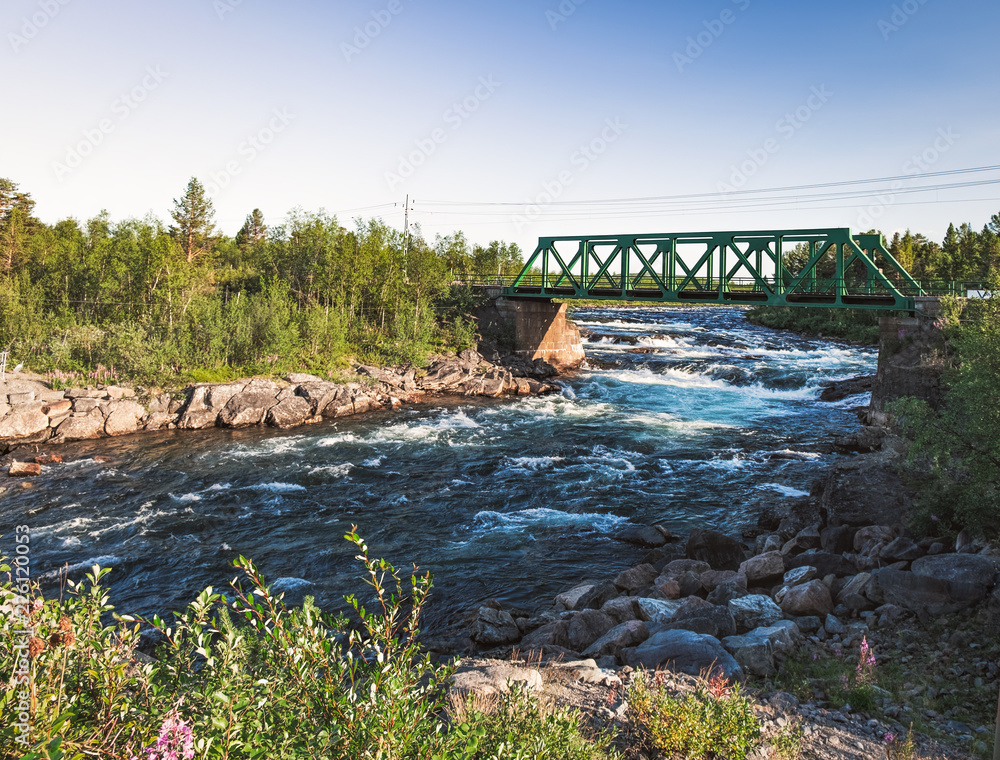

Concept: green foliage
[[628, 671, 761, 760], [892, 287, 1000, 538], [770, 720, 804, 760], [445, 686, 621, 760], [744, 305, 889, 343], [0, 533, 625, 760]]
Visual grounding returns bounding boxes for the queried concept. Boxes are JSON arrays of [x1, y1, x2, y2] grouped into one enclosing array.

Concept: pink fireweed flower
[[145, 712, 194, 760], [884, 732, 896, 744]]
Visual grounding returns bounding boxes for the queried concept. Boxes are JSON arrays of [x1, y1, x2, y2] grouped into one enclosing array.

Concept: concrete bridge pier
[[476, 298, 586, 373], [868, 298, 947, 425]]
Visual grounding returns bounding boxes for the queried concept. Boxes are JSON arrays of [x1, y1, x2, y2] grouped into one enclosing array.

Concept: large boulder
[[0, 409, 50, 440], [218, 391, 278, 428], [784, 551, 856, 578], [266, 397, 313, 429], [778, 580, 834, 617], [619, 525, 669, 548], [820, 463, 912, 527], [567, 610, 615, 652], [623, 629, 744, 682], [601, 597, 642, 624], [728, 595, 784, 633], [450, 661, 543, 697], [471, 606, 520, 647], [520, 620, 570, 651], [740, 551, 785, 586], [686, 529, 745, 571], [582, 620, 649, 659], [104, 401, 146, 436], [871, 554, 1000, 617], [636, 598, 682, 626], [613, 563, 658, 593], [722, 620, 799, 677], [53, 414, 104, 442], [659, 603, 736, 639]]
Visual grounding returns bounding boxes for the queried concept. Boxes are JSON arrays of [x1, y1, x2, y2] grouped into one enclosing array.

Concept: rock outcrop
[[0, 351, 561, 450]]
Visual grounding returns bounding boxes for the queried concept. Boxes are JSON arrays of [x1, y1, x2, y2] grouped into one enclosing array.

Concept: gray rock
[[104, 401, 146, 436], [660, 604, 736, 639], [471, 606, 521, 646], [911, 554, 1000, 595], [601, 596, 641, 624], [613, 563, 658, 592], [779, 580, 834, 617], [556, 583, 596, 611], [218, 390, 278, 428], [451, 662, 543, 697], [740, 551, 785, 586], [0, 409, 50, 440], [520, 620, 570, 651], [821, 525, 856, 554], [686, 528, 746, 571], [820, 463, 912, 528], [265, 397, 313, 429], [784, 552, 856, 578], [722, 620, 798, 676], [567, 610, 615, 652], [782, 525, 821, 555], [53, 414, 103, 442], [577, 580, 619, 610], [623, 629, 744, 682], [880, 536, 923, 562], [636, 597, 682, 626], [783, 566, 817, 586], [707, 579, 749, 606], [582, 620, 649, 658], [619, 524, 668, 548], [728, 594, 784, 633], [824, 613, 846, 634]]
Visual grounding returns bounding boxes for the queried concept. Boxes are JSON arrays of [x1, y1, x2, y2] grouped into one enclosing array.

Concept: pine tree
[[170, 177, 216, 263], [236, 209, 267, 252]]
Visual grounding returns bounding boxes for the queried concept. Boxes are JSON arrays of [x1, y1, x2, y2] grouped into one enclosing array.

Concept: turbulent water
[[5, 306, 875, 634]]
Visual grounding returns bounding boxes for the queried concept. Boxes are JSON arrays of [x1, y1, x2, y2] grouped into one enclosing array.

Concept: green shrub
[[628, 671, 761, 760]]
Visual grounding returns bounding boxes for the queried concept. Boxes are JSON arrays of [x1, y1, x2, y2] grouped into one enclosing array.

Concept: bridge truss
[[502, 228, 927, 310]]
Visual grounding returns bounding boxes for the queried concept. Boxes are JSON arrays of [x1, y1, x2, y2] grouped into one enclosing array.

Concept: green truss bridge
[[481, 227, 982, 312]]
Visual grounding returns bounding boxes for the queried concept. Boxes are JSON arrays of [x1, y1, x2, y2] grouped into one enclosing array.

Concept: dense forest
[[1, 175, 997, 384], [0, 177, 524, 386]]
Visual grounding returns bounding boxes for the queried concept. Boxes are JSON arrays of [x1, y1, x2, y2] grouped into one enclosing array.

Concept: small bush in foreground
[[1, 531, 622, 760], [628, 671, 761, 760]]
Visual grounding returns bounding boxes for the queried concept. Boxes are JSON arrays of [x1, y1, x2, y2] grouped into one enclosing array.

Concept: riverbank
[[0, 348, 563, 458]]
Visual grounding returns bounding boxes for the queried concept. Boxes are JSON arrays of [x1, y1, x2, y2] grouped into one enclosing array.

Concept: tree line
[[0, 177, 524, 385]]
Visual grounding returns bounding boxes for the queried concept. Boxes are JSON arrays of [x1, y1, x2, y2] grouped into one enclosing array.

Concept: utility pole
[[402, 194, 409, 281]]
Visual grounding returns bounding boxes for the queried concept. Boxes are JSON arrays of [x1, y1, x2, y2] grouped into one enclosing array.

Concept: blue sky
[[4, 0, 999, 250]]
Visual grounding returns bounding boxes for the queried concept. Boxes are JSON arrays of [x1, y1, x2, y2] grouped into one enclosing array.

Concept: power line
[[415, 163, 1000, 208]]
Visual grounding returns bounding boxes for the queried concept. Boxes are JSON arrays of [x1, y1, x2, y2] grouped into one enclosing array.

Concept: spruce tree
[[170, 177, 216, 263]]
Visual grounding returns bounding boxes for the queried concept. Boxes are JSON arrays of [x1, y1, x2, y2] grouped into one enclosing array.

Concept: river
[[5, 305, 875, 636]]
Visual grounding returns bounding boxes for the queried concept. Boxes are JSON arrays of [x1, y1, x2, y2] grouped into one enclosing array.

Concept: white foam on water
[[316, 433, 359, 447], [309, 463, 353, 478], [227, 435, 306, 458], [90, 506, 172, 539], [206, 483, 232, 492], [760, 483, 810, 498], [270, 577, 315, 593], [362, 456, 385, 468], [246, 482, 307, 493], [40, 555, 125, 580], [504, 456, 564, 471], [624, 412, 736, 432], [767, 449, 822, 460], [170, 492, 202, 503], [472, 507, 628, 534]]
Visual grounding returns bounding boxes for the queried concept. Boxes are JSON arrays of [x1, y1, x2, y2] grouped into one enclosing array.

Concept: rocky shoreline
[[0, 349, 561, 458], [449, 410, 997, 758]]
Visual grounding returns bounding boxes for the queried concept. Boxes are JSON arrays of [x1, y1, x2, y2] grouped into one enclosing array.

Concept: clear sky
[[4, 0, 999, 250]]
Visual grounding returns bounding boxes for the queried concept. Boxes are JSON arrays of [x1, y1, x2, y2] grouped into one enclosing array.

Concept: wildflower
[[146, 712, 195, 760], [884, 732, 896, 744], [812, 652, 819, 660], [930, 515, 939, 521]]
